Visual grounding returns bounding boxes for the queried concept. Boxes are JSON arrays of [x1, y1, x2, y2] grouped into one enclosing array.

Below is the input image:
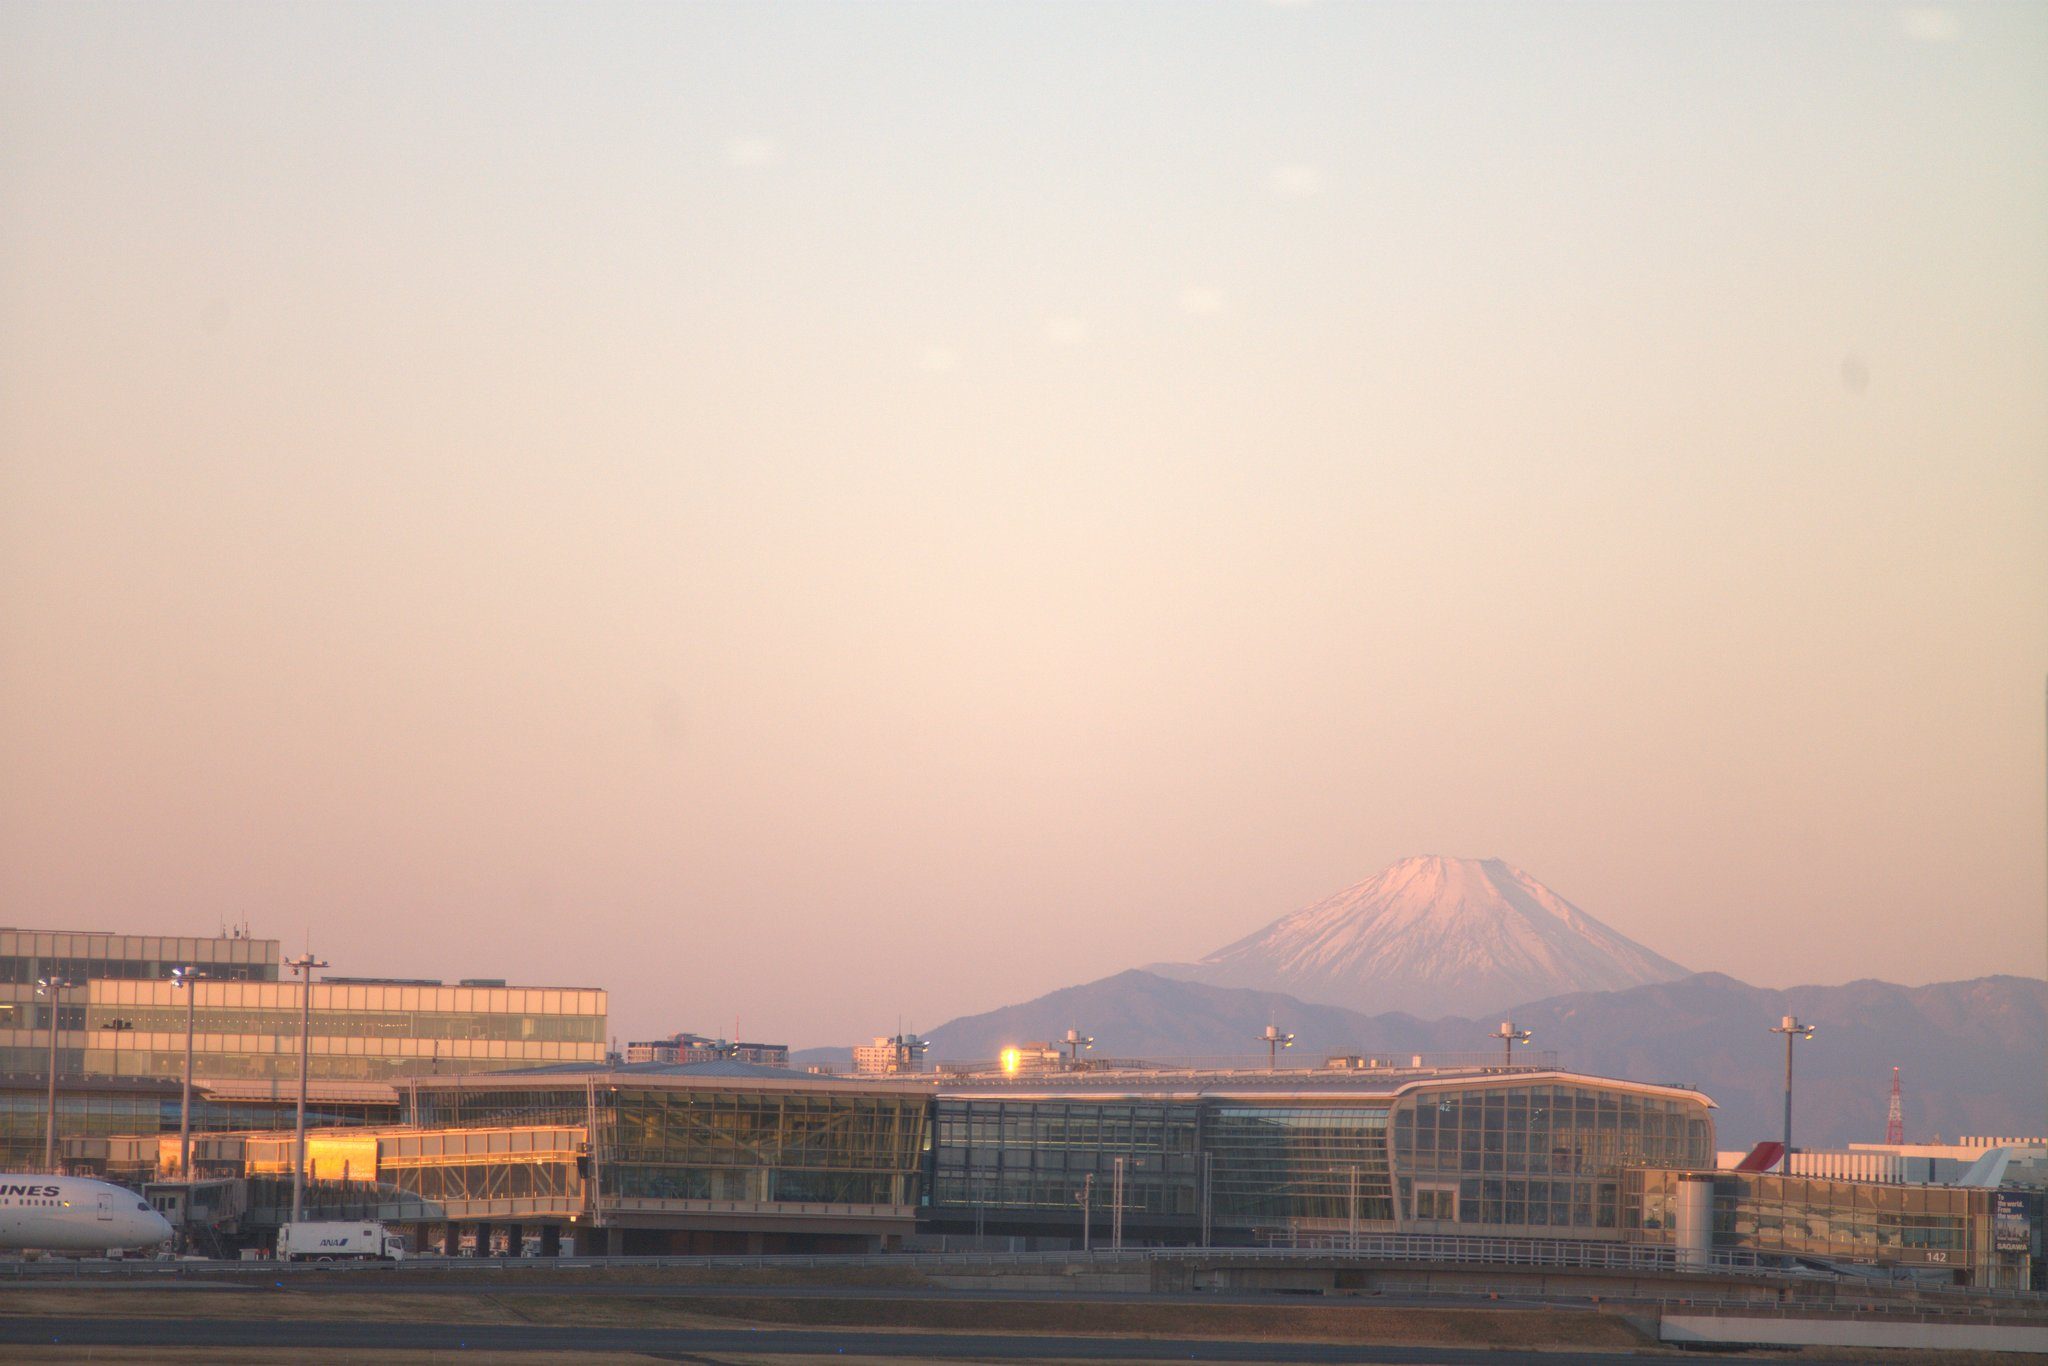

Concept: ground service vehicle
[[277, 1221, 409, 1261]]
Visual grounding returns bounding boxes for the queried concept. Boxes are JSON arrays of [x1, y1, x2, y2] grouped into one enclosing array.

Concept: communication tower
[[1885, 1066, 1904, 1145]]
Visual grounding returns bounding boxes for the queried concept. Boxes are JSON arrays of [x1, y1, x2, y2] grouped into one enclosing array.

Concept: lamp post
[[170, 966, 209, 1185], [1200, 1151, 1213, 1249], [1259, 1025, 1294, 1071], [1769, 1015, 1815, 1175], [1076, 1172, 1093, 1252], [36, 976, 76, 1171], [287, 954, 328, 1222], [105, 1018, 133, 1078], [1112, 1156, 1126, 1250], [1493, 1021, 1533, 1068]]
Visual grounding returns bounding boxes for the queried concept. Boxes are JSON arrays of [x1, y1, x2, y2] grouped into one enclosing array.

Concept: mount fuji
[[1148, 855, 1689, 1018]]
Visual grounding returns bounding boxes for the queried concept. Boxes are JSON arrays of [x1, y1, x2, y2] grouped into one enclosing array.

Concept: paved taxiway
[[0, 1317, 1676, 1361]]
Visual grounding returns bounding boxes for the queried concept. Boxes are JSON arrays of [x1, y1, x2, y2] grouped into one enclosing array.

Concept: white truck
[[276, 1221, 409, 1262]]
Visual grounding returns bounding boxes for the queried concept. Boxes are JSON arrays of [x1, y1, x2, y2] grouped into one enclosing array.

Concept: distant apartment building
[[853, 1033, 929, 1075], [625, 1032, 788, 1067]]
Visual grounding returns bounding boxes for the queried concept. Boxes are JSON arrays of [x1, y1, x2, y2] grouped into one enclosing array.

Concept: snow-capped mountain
[[1149, 855, 1688, 1018]]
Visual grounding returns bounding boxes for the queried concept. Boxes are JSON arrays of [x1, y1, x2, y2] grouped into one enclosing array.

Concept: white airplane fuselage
[[0, 1175, 173, 1252]]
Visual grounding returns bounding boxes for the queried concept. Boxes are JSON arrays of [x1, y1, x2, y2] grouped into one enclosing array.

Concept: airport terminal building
[[125, 1060, 1718, 1257], [1, 924, 606, 1085]]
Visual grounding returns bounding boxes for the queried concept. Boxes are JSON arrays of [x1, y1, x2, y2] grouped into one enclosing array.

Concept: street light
[[1769, 1015, 1815, 1175], [1493, 1020, 1533, 1068], [287, 954, 329, 1222], [105, 1018, 134, 1078], [1075, 1171, 1093, 1253], [171, 966, 210, 1186], [36, 976, 76, 1171], [1259, 1025, 1294, 1071]]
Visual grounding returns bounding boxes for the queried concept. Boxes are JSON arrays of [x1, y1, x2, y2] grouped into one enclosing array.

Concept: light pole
[[171, 966, 210, 1184], [36, 976, 76, 1171], [1769, 1015, 1815, 1175], [1076, 1172, 1093, 1252], [287, 954, 328, 1223], [1112, 1156, 1124, 1250], [1493, 1021, 1533, 1068], [1061, 1029, 1094, 1066], [105, 1018, 133, 1078], [1259, 1025, 1294, 1071], [1200, 1151, 1213, 1249]]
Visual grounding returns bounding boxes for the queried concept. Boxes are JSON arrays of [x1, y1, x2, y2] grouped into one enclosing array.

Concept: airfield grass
[[0, 1283, 1656, 1349]]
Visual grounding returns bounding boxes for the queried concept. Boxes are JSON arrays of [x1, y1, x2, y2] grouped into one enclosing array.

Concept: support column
[[474, 1222, 493, 1258], [442, 1224, 460, 1258], [540, 1224, 561, 1257], [505, 1222, 523, 1257], [604, 1225, 625, 1258]]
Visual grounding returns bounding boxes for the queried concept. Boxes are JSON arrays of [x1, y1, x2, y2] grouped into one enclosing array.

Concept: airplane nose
[[140, 1210, 173, 1245]]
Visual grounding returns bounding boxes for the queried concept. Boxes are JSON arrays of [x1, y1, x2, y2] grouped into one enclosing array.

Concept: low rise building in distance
[[854, 1034, 928, 1074], [624, 1033, 788, 1067]]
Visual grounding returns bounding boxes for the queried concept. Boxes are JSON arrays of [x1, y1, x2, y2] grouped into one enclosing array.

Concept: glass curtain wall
[[1628, 1169, 1979, 1269], [407, 1083, 929, 1210], [931, 1099, 1202, 1220], [1392, 1083, 1713, 1231], [1204, 1105, 1392, 1227], [606, 1088, 927, 1206]]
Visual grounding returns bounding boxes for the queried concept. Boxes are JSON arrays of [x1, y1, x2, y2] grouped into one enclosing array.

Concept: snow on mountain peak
[[1152, 855, 1688, 1019]]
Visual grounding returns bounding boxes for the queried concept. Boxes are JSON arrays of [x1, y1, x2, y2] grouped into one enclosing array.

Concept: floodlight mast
[[1493, 1020, 1533, 1067], [1062, 1029, 1094, 1065], [1260, 1025, 1294, 1071], [171, 966, 211, 1196], [36, 975, 77, 1170], [287, 954, 329, 1222], [1769, 1015, 1815, 1174]]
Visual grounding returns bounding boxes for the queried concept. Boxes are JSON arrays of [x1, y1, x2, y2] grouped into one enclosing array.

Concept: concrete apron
[[1661, 1313, 2048, 1355]]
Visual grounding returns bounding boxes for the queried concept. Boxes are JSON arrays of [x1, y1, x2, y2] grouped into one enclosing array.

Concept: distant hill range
[[1147, 855, 1689, 1018], [870, 968, 2044, 1150], [793, 854, 2044, 1149]]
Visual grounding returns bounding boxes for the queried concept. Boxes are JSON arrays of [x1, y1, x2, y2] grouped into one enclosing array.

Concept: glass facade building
[[81, 978, 607, 1082], [926, 1074, 1714, 1242], [400, 1069, 929, 1212], [0, 1076, 396, 1170], [1393, 1080, 1714, 1232], [1210, 1104, 1392, 1227], [932, 1099, 1201, 1221], [0, 929, 277, 1077], [1626, 1168, 1998, 1278]]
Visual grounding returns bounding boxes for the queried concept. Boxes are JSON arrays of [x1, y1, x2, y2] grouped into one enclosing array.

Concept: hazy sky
[[2, 2, 2043, 1046]]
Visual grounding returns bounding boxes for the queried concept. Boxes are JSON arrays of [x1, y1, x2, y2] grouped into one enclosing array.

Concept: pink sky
[[2, 2, 2043, 1044]]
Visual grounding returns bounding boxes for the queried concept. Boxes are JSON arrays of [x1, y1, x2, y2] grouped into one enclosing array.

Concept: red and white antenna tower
[[1885, 1066, 1904, 1145]]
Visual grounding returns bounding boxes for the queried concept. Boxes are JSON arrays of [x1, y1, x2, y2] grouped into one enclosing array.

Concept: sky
[[1, 2, 2043, 1047]]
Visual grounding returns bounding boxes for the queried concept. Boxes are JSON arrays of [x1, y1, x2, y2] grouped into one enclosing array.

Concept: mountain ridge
[[796, 968, 2048, 1149], [1149, 854, 1689, 1017]]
